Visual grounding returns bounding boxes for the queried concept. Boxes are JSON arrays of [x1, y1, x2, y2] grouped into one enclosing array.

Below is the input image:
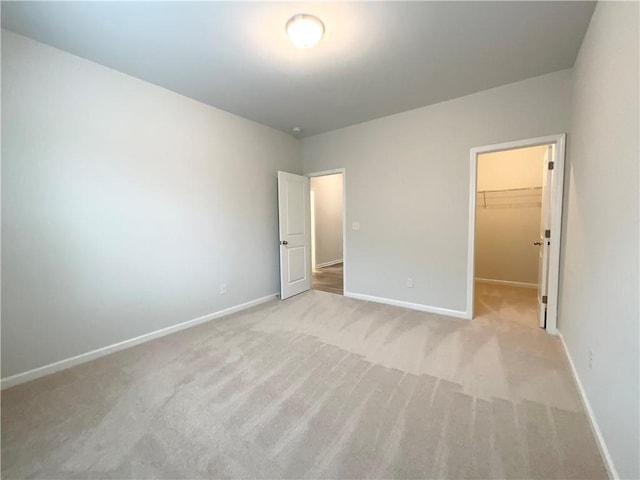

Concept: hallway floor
[[312, 263, 343, 295]]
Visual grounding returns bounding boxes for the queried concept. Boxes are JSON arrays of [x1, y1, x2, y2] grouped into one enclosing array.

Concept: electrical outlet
[[352, 221, 360, 231], [220, 283, 228, 295], [588, 350, 593, 369], [407, 277, 414, 288]]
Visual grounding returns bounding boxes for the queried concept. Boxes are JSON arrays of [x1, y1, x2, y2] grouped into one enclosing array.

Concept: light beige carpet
[[475, 281, 541, 329], [2, 288, 606, 479]]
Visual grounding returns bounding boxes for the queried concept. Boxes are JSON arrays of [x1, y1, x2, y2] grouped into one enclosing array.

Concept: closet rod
[[482, 202, 542, 209], [476, 186, 542, 195]]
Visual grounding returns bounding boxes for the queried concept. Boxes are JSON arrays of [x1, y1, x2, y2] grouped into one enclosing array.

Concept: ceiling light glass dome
[[286, 14, 324, 49]]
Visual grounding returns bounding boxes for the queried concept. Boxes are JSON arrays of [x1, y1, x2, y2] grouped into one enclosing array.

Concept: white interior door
[[537, 145, 554, 328], [277, 171, 311, 300]]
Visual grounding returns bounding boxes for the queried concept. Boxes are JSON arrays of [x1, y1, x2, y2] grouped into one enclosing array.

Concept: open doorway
[[475, 145, 547, 328], [309, 171, 344, 295], [467, 135, 566, 334]]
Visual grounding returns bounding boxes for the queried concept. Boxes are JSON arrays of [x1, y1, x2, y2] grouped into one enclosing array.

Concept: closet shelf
[[480, 202, 542, 209], [476, 186, 542, 195], [476, 186, 543, 209]]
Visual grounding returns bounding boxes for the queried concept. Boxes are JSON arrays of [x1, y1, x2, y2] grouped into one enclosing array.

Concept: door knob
[[533, 241, 543, 246], [280, 240, 288, 245]]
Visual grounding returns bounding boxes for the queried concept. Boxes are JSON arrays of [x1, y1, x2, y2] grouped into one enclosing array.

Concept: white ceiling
[[1, 1, 595, 137]]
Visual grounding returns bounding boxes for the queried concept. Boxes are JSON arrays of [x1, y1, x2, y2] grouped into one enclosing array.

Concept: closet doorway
[[309, 170, 345, 295], [467, 135, 566, 334]]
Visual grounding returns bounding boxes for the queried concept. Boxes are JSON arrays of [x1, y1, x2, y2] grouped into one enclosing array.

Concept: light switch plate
[[352, 222, 360, 230]]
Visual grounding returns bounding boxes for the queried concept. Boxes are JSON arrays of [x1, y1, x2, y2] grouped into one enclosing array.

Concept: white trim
[[305, 168, 345, 177], [306, 168, 346, 293], [467, 133, 566, 335], [310, 190, 316, 271], [315, 258, 343, 269], [559, 333, 618, 480], [475, 277, 537, 289], [545, 136, 566, 336], [1, 293, 278, 390], [467, 145, 478, 319], [344, 291, 467, 319]]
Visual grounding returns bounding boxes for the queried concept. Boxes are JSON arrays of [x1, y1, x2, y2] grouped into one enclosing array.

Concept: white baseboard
[[475, 277, 537, 289], [344, 291, 468, 319], [558, 332, 618, 479], [315, 258, 343, 269], [1, 293, 279, 390]]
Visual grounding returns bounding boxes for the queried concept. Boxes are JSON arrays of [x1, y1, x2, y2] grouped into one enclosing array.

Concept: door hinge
[[545, 229, 551, 238], [548, 161, 554, 170], [542, 295, 548, 304]]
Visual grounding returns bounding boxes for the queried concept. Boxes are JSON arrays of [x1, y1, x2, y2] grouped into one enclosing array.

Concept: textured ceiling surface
[[2, 1, 595, 137]]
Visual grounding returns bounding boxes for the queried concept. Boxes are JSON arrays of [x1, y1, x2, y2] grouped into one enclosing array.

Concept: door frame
[[310, 190, 316, 271], [466, 134, 566, 334], [306, 168, 347, 292]]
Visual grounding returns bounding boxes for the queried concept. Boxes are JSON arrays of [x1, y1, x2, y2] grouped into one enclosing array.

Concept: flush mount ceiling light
[[286, 14, 325, 49]]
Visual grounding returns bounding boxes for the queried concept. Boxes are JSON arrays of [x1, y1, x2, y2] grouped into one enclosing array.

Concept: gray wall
[[301, 70, 572, 313], [1, 31, 301, 378], [311, 174, 343, 267], [559, 2, 640, 478]]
